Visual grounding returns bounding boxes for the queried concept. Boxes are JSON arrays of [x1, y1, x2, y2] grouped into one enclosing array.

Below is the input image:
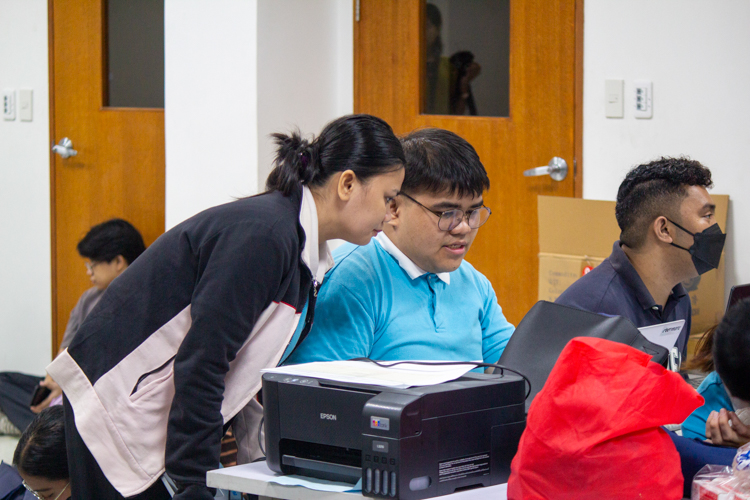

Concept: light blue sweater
[[284, 234, 515, 366], [681, 371, 733, 441]]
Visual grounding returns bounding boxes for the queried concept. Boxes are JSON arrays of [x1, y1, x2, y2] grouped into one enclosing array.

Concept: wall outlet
[[3, 89, 16, 121], [634, 80, 653, 119]]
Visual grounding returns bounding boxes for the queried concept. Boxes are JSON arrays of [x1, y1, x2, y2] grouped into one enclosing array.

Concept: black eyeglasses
[[84, 261, 102, 272], [398, 192, 491, 231]]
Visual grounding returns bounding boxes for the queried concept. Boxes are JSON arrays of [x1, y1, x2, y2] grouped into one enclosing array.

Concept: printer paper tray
[[282, 454, 361, 483]]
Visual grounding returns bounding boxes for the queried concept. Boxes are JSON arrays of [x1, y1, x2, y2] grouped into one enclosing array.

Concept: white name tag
[[638, 320, 685, 350]]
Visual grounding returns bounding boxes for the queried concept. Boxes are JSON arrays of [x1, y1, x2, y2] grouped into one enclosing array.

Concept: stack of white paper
[[261, 360, 477, 389]]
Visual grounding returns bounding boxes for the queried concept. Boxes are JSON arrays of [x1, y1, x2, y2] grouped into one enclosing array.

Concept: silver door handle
[[52, 137, 78, 159], [523, 157, 567, 181]]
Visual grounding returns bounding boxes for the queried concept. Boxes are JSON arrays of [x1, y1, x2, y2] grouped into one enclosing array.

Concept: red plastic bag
[[507, 337, 704, 500]]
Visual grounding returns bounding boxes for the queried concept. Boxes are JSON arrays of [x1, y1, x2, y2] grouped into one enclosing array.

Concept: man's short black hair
[[713, 298, 750, 402], [399, 128, 489, 198], [615, 157, 712, 248], [77, 218, 146, 265]]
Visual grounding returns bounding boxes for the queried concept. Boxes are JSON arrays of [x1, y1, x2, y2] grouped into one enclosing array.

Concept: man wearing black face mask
[[666, 218, 726, 276], [556, 157, 724, 360]]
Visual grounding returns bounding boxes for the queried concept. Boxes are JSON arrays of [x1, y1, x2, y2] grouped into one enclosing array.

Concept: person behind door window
[[424, 3, 481, 115], [0, 219, 145, 437], [556, 157, 724, 360], [46, 114, 406, 500], [284, 128, 514, 368]]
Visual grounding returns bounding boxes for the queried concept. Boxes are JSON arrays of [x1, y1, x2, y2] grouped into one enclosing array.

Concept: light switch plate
[[605, 79, 624, 118], [634, 80, 653, 119], [19, 89, 32, 122], [3, 89, 16, 121]]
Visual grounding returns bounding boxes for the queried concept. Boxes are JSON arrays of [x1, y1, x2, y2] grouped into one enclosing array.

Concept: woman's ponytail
[[266, 130, 319, 196], [265, 114, 405, 196]]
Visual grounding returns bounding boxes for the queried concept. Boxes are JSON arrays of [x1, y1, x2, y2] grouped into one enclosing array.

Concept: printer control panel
[[363, 438, 398, 497], [275, 376, 316, 385]]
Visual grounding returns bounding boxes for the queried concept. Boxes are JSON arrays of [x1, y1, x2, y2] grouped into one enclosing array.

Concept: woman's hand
[[30, 375, 63, 413], [705, 408, 750, 447]]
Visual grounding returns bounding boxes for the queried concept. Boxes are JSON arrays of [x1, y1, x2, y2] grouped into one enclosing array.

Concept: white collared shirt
[[299, 186, 334, 283], [375, 231, 450, 284]]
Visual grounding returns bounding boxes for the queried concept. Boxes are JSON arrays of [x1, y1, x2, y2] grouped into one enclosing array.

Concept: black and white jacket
[[48, 186, 332, 496]]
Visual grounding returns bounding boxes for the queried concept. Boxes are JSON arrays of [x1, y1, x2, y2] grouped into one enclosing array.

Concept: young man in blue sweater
[[284, 128, 514, 366]]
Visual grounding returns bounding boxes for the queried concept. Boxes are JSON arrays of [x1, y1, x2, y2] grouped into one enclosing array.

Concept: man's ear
[[337, 170, 357, 202], [653, 216, 674, 244], [387, 197, 404, 228], [114, 255, 128, 272]]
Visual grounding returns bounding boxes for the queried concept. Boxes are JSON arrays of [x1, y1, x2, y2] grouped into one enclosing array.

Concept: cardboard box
[[537, 194, 729, 335]]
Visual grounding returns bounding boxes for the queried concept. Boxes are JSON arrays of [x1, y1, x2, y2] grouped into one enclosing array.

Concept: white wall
[[582, 0, 750, 298], [256, 0, 353, 189], [164, 0, 353, 228], [0, 0, 354, 372], [164, 0, 259, 229], [0, 0, 52, 373]]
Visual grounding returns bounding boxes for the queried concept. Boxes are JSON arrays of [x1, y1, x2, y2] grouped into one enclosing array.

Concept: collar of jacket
[[298, 185, 334, 284]]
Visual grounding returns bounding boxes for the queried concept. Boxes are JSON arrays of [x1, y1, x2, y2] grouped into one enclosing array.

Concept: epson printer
[[263, 371, 526, 500]]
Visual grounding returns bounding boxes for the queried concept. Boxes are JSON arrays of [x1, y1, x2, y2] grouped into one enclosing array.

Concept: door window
[[423, 0, 510, 117], [105, 0, 165, 108]]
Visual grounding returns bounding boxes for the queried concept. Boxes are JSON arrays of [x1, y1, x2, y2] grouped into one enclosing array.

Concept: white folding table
[[207, 462, 508, 500]]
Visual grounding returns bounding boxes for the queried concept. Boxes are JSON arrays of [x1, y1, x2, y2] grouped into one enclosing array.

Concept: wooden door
[[354, 0, 583, 325], [49, 0, 165, 353]]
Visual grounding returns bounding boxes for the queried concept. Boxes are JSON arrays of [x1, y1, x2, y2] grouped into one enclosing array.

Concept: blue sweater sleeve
[[681, 371, 732, 440], [283, 273, 376, 364], [479, 279, 515, 364]]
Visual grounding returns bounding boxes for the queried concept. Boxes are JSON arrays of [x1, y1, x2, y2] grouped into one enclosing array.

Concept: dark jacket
[[48, 188, 325, 496], [0, 462, 34, 500], [556, 241, 692, 357]]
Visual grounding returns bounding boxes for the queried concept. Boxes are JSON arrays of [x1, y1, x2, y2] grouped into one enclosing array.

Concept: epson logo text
[[320, 413, 337, 421]]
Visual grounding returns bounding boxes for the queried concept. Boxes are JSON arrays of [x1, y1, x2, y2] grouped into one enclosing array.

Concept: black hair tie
[[299, 150, 315, 183]]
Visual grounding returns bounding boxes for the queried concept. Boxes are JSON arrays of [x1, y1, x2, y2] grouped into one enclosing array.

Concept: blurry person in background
[[0, 219, 145, 436], [424, 3, 481, 115]]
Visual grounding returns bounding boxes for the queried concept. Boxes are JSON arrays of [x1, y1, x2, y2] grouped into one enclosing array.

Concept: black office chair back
[[498, 301, 669, 411]]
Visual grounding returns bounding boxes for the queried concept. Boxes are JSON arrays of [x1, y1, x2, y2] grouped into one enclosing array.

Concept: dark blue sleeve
[[0, 462, 26, 500], [668, 430, 736, 499]]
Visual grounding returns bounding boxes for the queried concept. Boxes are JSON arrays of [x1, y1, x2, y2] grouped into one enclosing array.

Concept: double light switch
[[2, 89, 33, 121], [604, 79, 653, 119]]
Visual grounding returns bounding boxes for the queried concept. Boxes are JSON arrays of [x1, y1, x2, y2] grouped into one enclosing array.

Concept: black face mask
[[667, 218, 726, 275]]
